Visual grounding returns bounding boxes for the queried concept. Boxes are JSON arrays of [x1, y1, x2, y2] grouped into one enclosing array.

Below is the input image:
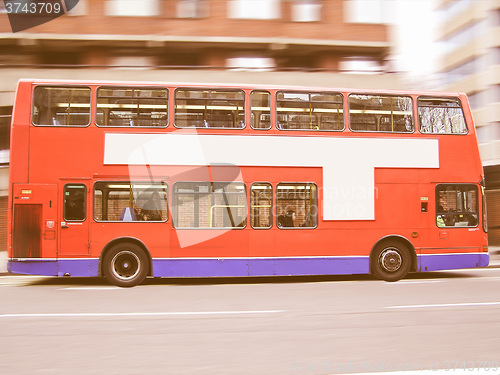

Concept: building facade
[[0, 0, 402, 252], [434, 0, 500, 243]]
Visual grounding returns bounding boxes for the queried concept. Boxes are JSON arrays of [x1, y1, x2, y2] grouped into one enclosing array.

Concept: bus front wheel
[[371, 241, 411, 282], [103, 243, 149, 287]]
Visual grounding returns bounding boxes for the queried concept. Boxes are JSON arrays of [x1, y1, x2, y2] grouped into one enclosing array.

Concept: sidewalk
[[1, 247, 500, 276]]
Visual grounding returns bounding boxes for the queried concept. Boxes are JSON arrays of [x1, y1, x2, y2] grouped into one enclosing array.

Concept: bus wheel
[[371, 241, 411, 282], [103, 243, 149, 287]]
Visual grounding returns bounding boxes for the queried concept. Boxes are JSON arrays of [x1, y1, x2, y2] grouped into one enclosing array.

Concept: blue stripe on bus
[[8, 259, 100, 277], [151, 257, 370, 278], [7, 252, 489, 278], [417, 252, 489, 272]]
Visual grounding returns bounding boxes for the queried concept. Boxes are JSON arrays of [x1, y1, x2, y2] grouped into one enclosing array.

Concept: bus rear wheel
[[371, 241, 411, 282], [103, 243, 149, 287]]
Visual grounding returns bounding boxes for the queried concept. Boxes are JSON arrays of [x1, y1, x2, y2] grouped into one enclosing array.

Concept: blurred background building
[[434, 0, 500, 243], [1, 0, 500, 249], [0, 0, 401, 251]]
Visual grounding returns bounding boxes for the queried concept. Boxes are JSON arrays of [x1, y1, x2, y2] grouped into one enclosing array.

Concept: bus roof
[[16, 78, 465, 98]]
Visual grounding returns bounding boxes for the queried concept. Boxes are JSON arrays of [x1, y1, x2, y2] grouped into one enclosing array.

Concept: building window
[[177, 0, 207, 18], [349, 94, 413, 133], [251, 183, 272, 229], [344, 0, 390, 24], [96, 86, 168, 127], [291, 0, 321, 22], [340, 57, 382, 73], [226, 57, 276, 71], [174, 88, 245, 129], [277, 91, 344, 131], [436, 184, 478, 228], [66, 0, 88, 15], [32, 86, 91, 127], [105, 0, 159, 17], [418, 97, 467, 134], [94, 182, 168, 222], [173, 182, 247, 229], [251, 91, 271, 130], [276, 183, 318, 229], [228, 0, 280, 20]]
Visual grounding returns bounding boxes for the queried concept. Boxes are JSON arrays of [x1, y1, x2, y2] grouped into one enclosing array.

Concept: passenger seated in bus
[[278, 209, 295, 227], [140, 191, 162, 221]]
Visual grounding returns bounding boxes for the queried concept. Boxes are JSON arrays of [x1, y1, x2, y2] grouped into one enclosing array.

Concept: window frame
[[348, 93, 415, 134], [276, 91, 345, 132], [95, 86, 169, 128], [173, 88, 246, 130], [435, 183, 479, 229], [418, 96, 469, 135], [172, 181, 247, 229], [250, 182, 273, 229], [31, 85, 92, 127], [93, 181, 169, 223], [276, 182, 318, 229], [63, 184, 87, 222], [250, 90, 272, 130]]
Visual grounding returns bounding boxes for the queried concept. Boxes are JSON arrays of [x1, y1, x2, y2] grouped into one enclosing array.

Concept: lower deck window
[[276, 183, 318, 228], [436, 184, 478, 228], [94, 182, 168, 222], [173, 182, 247, 228], [251, 183, 272, 228]]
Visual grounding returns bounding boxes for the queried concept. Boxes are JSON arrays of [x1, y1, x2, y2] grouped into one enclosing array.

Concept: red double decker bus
[[7, 79, 489, 286]]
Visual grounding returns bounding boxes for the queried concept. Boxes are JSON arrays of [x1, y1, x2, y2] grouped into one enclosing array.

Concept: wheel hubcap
[[379, 248, 402, 273], [111, 251, 140, 280]]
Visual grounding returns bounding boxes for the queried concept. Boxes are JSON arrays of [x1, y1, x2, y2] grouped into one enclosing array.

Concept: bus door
[[59, 181, 90, 257], [11, 184, 58, 259]]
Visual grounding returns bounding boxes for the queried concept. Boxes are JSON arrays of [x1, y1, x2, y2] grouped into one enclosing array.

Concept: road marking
[[343, 371, 500, 375], [387, 302, 500, 309], [393, 280, 444, 284], [57, 286, 121, 290], [0, 310, 286, 319]]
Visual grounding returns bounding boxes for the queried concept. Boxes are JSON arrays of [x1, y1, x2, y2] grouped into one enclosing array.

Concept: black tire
[[371, 240, 412, 282], [103, 243, 149, 287]]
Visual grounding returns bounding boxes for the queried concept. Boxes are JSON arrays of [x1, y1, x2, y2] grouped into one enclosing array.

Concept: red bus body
[[7, 79, 489, 286]]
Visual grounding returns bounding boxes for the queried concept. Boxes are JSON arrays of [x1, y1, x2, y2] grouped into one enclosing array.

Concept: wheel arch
[[99, 237, 153, 277], [370, 235, 417, 274]]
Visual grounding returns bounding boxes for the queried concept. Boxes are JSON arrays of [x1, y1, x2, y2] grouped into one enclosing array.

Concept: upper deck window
[[418, 97, 467, 134], [277, 92, 344, 131], [251, 91, 271, 130], [32, 86, 91, 126], [174, 89, 245, 129], [96, 87, 168, 127], [349, 94, 413, 133]]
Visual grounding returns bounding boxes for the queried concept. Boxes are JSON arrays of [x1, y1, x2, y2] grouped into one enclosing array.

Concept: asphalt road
[[1, 262, 500, 375]]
